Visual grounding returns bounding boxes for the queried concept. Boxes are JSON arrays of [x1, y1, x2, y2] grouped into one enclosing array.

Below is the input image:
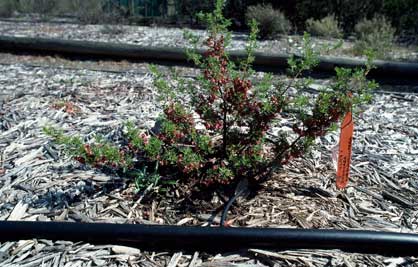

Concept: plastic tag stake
[[336, 111, 354, 189]]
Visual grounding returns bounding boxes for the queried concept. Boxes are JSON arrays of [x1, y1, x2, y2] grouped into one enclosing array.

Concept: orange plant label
[[336, 111, 354, 189]]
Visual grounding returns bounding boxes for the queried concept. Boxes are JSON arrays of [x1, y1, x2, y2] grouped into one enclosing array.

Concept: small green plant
[[134, 163, 161, 192], [45, 0, 377, 195], [306, 14, 343, 38], [353, 15, 396, 59], [245, 3, 291, 39], [43, 126, 133, 172], [51, 101, 80, 114]]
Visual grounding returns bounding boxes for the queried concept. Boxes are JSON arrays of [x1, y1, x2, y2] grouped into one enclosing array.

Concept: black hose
[[220, 179, 249, 227], [1, 221, 418, 256], [220, 191, 242, 227], [0, 36, 417, 84]]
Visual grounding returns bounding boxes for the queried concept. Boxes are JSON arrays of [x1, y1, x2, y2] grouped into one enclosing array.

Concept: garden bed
[[0, 20, 417, 62], [0, 59, 417, 266]]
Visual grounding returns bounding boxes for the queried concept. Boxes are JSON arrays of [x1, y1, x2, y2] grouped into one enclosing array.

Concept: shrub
[[16, 0, 122, 23], [53, 0, 77, 15], [245, 3, 291, 39], [295, 0, 383, 33], [0, 0, 16, 17], [46, 0, 377, 195], [353, 15, 396, 59], [70, 0, 104, 24], [382, 0, 418, 35], [176, 0, 214, 25], [35, 0, 56, 14], [306, 14, 342, 38], [17, 0, 57, 16]]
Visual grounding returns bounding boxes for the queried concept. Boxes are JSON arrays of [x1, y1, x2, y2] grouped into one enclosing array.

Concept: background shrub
[[245, 4, 291, 39], [18, 0, 56, 16], [306, 14, 342, 38], [382, 0, 418, 36], [353, 15, 396, 58], [14, 0, 75, 17], [54, 0, 78, 16], [176, 0, 213, 25], [6, 0, 417, 37], [60, 0, 122, 24], [0, 0, 16, 17], [225, 0, 382, 33], [295, 0, 381, 33], [69, 0, 104, 24], [15, 0, 122, 24], [225, 0, 416, 37]]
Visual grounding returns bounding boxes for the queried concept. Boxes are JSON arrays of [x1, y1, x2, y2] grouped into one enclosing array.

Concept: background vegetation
[[353, 15, 396, 59], [305, 15, 342, 39], [244, 3, 290, 39], [225, 0, 417, 36], [1, 0, 416, 36]]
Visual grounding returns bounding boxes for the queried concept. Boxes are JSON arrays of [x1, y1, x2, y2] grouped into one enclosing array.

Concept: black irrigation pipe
[[0, 36, 418, 85], [0, 61, 416, 95], [0, 17, 78, 25], [1, 221, 418, 256]]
